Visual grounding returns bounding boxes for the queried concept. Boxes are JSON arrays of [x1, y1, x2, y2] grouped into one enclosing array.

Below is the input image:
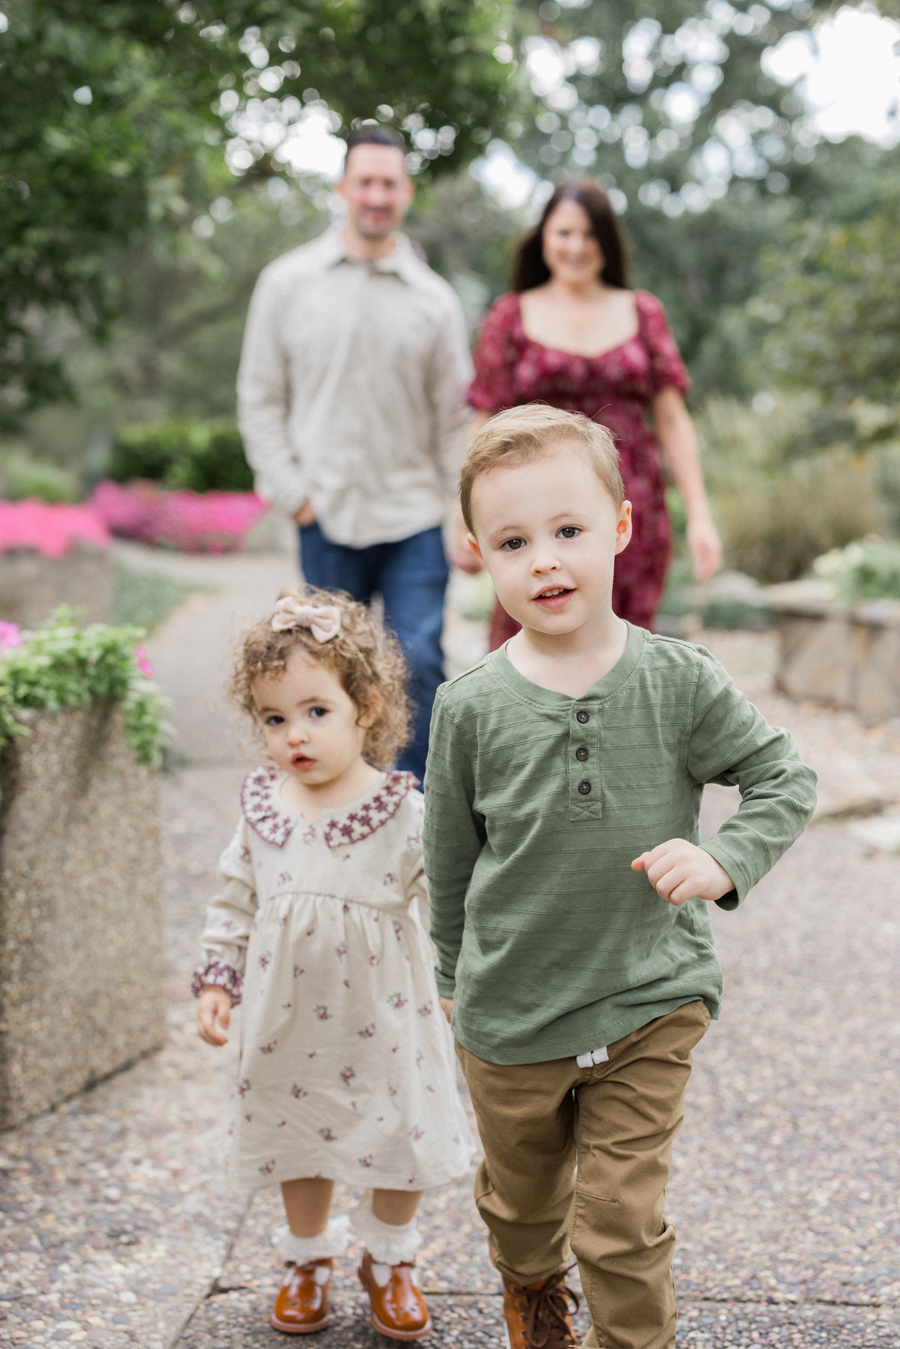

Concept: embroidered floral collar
[[241, 766, 417, 849]]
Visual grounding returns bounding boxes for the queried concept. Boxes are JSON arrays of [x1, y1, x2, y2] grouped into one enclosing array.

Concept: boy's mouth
[[291, 753, 316, 771], [533, 586, 574, 609]]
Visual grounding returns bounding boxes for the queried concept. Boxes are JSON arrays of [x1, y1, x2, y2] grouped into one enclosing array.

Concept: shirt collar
[[322, 226, 421, 284]]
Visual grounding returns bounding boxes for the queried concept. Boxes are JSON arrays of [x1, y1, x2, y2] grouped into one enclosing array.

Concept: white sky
[[232, 4, 900, 192], [763, 5, 900, 145]]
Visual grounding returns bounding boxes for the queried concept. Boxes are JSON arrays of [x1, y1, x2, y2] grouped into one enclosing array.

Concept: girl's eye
[[264, 714, 284, 726], [558, 526, 580, 539], [309, 706, 329, 719], [501, 537, 526, 552]]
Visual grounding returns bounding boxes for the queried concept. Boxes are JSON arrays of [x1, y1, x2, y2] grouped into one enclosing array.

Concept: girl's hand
[[197, 986, 233, 1046], [631, 840, 734, 907], [438, 997, 454, 1024], [687, 515, 722, 581]]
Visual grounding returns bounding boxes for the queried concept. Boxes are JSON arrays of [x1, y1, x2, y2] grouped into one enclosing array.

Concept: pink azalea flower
[[88, 481, 269, 553], [0, 501, 110, 559], [0, 621, 23, 650], [135, 647, 153, 678]]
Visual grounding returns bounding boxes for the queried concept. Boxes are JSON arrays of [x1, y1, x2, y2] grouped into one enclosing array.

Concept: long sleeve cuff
[[434, 968, 457, 998], [191, 961, 244, 1003]]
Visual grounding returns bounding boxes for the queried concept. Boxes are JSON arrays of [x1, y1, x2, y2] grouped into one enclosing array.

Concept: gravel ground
[[2, 553, 900, 1349]]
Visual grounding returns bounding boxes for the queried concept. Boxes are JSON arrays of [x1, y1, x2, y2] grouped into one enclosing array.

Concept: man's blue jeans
[[299, 521, 448, 783]]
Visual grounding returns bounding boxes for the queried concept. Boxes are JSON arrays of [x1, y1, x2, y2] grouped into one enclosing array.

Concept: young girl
[[193, 588, 472, 1339]]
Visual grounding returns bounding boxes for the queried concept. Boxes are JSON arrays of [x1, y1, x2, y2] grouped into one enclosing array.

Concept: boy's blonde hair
[[459, 404, 623, 533], [229, 586, 412, 771]]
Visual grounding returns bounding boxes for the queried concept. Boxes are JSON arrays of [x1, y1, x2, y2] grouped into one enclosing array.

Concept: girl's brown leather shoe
[[358, 1249, 432, 1340], [271, 1257, 333, 1334]]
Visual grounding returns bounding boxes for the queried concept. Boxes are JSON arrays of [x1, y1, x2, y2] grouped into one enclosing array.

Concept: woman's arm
[[650, 386, 722, 580]]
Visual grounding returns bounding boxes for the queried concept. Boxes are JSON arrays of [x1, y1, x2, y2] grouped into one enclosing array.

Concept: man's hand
[[631, 840, 734, 907], [439, 996, 453, 1024], [197, 986, 233, 1046], [294, 500, 316, 527]]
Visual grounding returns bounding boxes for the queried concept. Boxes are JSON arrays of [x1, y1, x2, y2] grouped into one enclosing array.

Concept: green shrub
[[0, 607, 171, 774], [698, 396, 887, 583], [109, 420, 254, 493], [1, 452, 81, 503], [812, 536, 900, 603]]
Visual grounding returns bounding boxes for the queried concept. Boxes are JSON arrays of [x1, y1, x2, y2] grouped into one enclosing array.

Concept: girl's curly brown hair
[[229, 587, 412, 771]]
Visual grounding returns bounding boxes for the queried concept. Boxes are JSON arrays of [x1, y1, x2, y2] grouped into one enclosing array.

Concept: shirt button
[[578, 780, 592, 795], [575, 747, 588, 762], [576, 710, 590, 724]]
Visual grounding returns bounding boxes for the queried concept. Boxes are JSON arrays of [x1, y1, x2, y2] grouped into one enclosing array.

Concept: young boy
[[423, 405, 816, 1349]]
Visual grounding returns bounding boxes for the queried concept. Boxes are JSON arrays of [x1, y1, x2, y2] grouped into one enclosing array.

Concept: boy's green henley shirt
[[423, 624, 817, 1066]]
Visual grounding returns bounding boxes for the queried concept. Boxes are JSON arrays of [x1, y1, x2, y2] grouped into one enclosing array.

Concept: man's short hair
[[460, 404, 623, 533], [344, 125, 406, 164]]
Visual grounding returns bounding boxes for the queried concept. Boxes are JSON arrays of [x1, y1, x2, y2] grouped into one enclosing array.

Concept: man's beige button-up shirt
[[237, 227, 473, 548]]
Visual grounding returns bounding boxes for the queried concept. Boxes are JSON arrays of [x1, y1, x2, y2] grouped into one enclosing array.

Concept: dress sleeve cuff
[[191, 961, 244, 1004]]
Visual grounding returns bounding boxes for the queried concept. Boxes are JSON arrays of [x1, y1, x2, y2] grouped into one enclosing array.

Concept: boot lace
[[520, 1271, 580, 1349]]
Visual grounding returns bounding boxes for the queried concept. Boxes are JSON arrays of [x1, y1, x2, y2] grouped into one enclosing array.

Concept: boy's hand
[[197, 986, 233, 1046], [439, 997, 454, 1024], [631, 840, 734, 907]]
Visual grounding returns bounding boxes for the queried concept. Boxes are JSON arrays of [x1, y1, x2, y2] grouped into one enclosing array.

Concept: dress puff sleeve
[[636, 291, 691, 396], [191, 819, 258, 1004], [467, 293, 522, 412], [398, 792, 428, 911]]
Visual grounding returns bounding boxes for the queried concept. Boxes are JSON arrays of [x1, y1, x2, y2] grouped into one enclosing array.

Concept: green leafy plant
[[0, 608, 171, 771], [109, 419, 253, 492], [1, 451, 82, 503], [812, 537, 900, 605]]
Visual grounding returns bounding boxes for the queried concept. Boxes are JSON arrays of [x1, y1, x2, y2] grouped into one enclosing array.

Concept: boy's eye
[[264, 714, 284, 726], [500, 537, 526, 552], [558, 526, 580, 539], [309, 706, 329, 719]]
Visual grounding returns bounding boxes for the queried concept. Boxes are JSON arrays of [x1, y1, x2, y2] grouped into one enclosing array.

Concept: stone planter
[[765, 579, 900, 718], [0, 544, 111, 629], [0, 702, 164, 1129]]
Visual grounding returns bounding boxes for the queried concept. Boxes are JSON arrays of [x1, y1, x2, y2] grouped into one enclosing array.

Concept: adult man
[[237, 127, 473, 780]]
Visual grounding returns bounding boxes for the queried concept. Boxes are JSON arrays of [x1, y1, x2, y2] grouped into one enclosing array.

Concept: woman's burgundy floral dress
[[467, 289, 690, 644]]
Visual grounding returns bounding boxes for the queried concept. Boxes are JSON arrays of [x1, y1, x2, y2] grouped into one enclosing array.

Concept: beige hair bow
[[271, 597, 342, 643]]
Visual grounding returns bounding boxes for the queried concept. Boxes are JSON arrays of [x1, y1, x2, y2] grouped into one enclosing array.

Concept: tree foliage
[[0, 0, 517, 412], [759, 198, 900, 408]]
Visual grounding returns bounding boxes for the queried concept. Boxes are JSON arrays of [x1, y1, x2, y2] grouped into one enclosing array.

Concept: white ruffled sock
[[351, 1198, 423, 1266], [273, 1213, 350, 1265]]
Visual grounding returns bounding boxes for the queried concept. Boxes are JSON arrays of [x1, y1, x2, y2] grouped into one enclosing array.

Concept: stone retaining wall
[[766, 580, 900, 718], [0, 702, 164, 1129], [0, 545, 111, 629]]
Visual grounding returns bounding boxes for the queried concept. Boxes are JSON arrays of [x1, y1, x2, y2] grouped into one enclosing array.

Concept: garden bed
[[0, 613, 169, 1127]]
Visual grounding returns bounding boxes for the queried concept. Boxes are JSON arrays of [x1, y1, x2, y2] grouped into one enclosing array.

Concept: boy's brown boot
[[502, 1270, 579, 1349], [358, 1249, 432, 1340], [271, 1257, 333, 1333]]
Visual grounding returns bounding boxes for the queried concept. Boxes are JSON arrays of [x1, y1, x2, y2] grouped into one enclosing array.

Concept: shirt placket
[[567, 704, 602, 822]]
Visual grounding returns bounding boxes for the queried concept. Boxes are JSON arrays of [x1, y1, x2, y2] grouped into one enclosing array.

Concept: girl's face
[[253, 649, 369, 791], [542, 199, 604, 287]]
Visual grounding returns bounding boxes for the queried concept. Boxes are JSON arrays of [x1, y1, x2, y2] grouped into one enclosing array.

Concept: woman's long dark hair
[[512, 180, 630, 292]]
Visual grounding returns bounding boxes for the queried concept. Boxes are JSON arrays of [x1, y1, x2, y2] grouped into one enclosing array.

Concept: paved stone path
[[1, 547, 899, 1349]]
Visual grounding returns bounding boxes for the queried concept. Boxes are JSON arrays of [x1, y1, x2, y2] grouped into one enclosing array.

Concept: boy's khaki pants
[[455, 1000, 710, 1349]]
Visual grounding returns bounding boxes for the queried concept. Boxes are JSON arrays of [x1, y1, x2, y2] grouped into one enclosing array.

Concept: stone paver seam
[[167, 1192, 254, 1348]]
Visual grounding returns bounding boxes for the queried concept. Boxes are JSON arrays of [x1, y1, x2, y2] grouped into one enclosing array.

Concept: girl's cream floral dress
[[194, 767, 473, 1192]]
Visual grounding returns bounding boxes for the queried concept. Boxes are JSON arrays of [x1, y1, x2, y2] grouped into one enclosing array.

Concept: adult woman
[[465, 180, 721, 645]]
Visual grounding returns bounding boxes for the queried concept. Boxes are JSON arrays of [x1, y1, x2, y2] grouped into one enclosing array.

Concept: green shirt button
[[578, 780, 592, 795], [575, 747, 588, 762], [576, 710, 589, 724]]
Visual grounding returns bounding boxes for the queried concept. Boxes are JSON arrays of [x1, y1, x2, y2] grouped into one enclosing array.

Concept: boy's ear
[[466, 532, 484, 562], [615, 501, 633, 555]]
